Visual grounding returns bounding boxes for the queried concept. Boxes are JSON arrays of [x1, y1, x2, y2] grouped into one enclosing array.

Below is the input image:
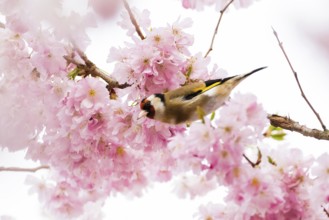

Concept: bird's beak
[[138, 110, 148, 120]]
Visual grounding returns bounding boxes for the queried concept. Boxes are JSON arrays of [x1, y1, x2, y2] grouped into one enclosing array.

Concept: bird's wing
[[202, 76, 236, 93], [182, 77, 236, 100], [166, 76, 237, 101], [165, 81, 206, 100]]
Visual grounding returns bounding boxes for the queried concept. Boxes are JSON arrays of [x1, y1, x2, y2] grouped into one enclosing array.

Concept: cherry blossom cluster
[[196, 148, 329, 219], [110, 8, 222, 99], [0, 1, 218, 218], [1, 0, 329, 219], [170, 94, 329, 219]]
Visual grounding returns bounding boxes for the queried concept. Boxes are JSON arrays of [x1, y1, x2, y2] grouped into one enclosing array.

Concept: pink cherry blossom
[[171, 17, 194, 55], [26, 31, 67, 78], [117, 7, 151, 37], [68, 76, 109, 111], [173, 175, 218, 199], [183, 52, 211, 80], [311, 153, 329, 180], [197, 202, 234, 219]]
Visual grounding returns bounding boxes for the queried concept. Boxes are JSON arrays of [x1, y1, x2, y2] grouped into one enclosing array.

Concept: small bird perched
[[139, 66, 267, 124]]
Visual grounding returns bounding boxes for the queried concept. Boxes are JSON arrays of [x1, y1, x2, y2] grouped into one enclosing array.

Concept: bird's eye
[[144, 102, 151, 108]]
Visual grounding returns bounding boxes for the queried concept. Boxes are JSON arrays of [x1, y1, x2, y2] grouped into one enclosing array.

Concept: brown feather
[[165, 82, 206, 100]]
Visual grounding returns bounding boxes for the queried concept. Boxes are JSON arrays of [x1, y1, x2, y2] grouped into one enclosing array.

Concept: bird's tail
[[242, 66, 267, 79], [228, 66, 267, 87], [214, 66, 267, 96]]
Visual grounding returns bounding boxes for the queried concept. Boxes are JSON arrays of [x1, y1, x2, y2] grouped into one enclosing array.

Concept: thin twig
[[243, 154, 255, 167], [272, 27, 327, 131], [268, 114, 329, 141], [122, 0, 145, 40], [0, 165, 49, 173], [322, 205, 329, 218], [204, 0, 234, 58], [64, 48, 131, 89], [243, 147, 262, 168]]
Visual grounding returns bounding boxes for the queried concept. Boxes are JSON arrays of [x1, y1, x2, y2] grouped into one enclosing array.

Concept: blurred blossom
[[88, 0, 121, 19], [117, 7, 151, 37], [182, 0, 259, 11]]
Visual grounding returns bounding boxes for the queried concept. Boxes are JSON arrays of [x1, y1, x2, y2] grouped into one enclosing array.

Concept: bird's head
[[139, 93, 165, 119]]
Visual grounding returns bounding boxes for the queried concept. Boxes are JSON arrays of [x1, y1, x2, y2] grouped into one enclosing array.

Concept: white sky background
[[1, 0, 329, 219]]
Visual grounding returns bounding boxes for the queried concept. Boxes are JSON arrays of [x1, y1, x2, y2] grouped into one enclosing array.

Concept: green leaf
[[264, 125, 287, 141], [68, 68, 80, 80], [267, 156, 277, 166], [271, 133, 286, 141], [210, 111, 216, 121]]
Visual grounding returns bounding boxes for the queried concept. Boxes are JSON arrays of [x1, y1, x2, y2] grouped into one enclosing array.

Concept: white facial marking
[[148, 95, 165, 116]]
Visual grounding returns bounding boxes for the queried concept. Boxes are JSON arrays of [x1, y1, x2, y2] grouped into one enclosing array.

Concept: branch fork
[[64, 48, 130, 90]]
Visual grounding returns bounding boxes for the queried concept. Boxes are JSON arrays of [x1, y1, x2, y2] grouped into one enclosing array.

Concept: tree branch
[[64, 48, 131, 89], [0, 165, 49, 173], [122, 0, 146, 40], [272, 27, 327, 131], [268, 114, 329, 141], [204, 0, 234, 58]]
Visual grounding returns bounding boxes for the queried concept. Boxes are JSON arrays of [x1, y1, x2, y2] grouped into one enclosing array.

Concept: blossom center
[[89, 89, 96, 97], [251, 177, 260, 188], [116, 146, 125, 156], [154, 35, 161, 43]]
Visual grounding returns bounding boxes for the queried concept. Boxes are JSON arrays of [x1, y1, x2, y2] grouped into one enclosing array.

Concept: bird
[[139, 66, 267, 124]]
